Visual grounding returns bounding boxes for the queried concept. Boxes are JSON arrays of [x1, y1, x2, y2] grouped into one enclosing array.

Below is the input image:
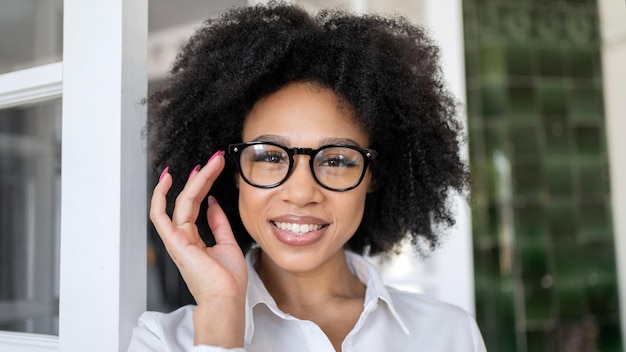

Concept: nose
[[280, 155, 324, 206]]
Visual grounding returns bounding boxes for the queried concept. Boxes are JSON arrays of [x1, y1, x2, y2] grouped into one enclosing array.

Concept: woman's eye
[[253, 152, 285, 163], [321, 156, 356, 167]]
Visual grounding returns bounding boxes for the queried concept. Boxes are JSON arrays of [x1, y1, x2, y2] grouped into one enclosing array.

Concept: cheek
[[336, 190, 368, 229], [237, 185, 254, 219], [237, 184, 268, 236]]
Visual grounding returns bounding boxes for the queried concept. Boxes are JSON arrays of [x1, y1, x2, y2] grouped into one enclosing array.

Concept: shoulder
[[387, 287, 471, 321], [385, 288, 486, 351], [137, 304, 196, 329], [129, 305, 196, 350]]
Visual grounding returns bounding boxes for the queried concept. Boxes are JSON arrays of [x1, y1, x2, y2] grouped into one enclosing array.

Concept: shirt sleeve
[[127, 310, 247, 352], [467, 313, 488, 352], [127, 312, 167, 351]]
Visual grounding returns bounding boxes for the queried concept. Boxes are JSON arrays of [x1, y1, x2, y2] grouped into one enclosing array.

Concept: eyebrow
[[320, 137, 360, 147], [249, 135, 362, 147], [250, 134, 289, 145]]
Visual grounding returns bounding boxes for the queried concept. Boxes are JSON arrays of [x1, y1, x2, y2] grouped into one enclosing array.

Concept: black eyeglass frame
[[228, 141, 377, 192]]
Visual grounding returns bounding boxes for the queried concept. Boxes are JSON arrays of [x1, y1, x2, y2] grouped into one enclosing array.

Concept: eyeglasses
[[228, 142, 377, 192]]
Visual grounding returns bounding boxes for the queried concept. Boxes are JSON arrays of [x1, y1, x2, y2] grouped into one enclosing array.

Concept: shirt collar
[[243, 249, 410, 344], [344, 251, 410, 335]]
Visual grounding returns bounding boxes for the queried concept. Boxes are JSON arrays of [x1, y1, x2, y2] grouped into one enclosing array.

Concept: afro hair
[[149, 2, 470, 256]]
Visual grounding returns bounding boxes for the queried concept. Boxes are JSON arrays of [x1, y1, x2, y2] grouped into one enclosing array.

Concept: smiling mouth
[[271, 221, 327, 235]]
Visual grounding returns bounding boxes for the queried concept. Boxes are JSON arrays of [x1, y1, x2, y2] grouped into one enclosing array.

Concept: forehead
[[242, 82, 369, 147]]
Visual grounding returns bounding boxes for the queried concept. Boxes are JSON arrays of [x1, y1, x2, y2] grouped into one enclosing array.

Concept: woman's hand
[[150, 152, 247, 347]]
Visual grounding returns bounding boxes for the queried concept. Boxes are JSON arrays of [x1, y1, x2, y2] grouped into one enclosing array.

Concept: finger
[[206, 196, 238, 246], [188, 164, 201, 180], [149, 168, 177, 240], [172, 152, 225, 225]]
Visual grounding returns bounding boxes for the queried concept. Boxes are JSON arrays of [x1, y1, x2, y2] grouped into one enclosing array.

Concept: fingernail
[[207, 150, 225, 164], [188, 164, 201, 180], [208, 195, 217, 206], [159, 166, 169, 181]]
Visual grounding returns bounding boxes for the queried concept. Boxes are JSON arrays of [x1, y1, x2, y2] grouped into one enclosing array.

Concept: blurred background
[[0, 0, 624, 351]]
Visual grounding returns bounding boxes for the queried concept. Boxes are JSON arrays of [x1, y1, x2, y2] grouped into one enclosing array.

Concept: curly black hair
[[149, 2, 470, 256]]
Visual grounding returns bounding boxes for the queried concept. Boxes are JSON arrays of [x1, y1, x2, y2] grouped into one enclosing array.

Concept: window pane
[[0, 99, 61, 335], [0, 1, 63, 74]]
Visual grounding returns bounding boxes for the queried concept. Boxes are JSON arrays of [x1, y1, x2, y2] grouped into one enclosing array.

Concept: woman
[[129, 3, 486, 351]]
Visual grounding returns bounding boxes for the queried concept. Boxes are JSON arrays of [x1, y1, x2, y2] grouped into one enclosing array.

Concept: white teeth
[[273, 221, 323, 235]]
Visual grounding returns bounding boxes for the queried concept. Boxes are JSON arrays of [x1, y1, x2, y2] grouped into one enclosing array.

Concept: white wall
[[598, 0, 626, 344]]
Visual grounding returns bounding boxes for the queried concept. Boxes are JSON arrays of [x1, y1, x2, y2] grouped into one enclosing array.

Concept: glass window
[[0, 1, 63, 74], [0, 99, 61, 335]]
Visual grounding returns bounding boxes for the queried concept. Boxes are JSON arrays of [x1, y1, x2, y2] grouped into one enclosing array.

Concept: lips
[[271, 221, 325, 235], [269, 215, 329, 246]]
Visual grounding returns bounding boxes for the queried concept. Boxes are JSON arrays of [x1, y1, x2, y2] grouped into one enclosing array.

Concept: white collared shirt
[[128, 250, 487, 352]]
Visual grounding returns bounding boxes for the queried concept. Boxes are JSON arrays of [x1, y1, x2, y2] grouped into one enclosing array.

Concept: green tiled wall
[[463, 0, 622, 351]]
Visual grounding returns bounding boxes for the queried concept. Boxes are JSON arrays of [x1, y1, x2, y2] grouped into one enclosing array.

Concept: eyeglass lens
[[238, 143, 366, 190]]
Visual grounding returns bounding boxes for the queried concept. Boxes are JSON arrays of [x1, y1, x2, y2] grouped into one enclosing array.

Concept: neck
[[256, 250, 365, 309]]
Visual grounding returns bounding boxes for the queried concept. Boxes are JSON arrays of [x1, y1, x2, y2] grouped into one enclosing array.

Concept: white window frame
[[0, 0, 148, 351], [0, 63, 62, 109], [0, 65, 63, 352]]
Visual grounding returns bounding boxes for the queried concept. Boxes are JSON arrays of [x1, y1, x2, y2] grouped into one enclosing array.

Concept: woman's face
[[238, 82, 372, 274]]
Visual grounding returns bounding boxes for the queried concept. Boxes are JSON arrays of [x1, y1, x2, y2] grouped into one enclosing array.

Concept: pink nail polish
[[207, 150, 225, 164], [208, 195, 217, 206], [159, 166, 169, 181], [188, 164, 201, 179]]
